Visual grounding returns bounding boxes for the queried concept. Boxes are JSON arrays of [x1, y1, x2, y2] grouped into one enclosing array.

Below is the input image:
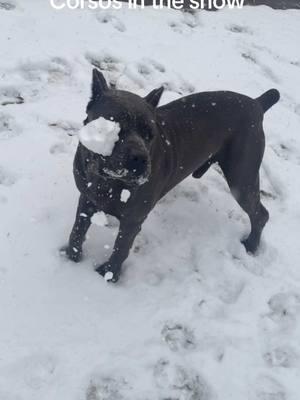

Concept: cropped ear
[[144, 86, 164, 108], [91, 68, 108, 100]]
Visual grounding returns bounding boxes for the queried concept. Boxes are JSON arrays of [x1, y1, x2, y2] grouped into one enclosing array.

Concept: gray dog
[[62, 69, 280, 282]]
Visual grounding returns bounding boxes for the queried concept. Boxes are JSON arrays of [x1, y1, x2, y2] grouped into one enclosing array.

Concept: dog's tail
[[256, 89, 280, 113]]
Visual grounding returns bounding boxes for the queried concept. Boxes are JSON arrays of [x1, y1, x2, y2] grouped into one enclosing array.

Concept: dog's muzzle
[[102, 163, 150, 186]]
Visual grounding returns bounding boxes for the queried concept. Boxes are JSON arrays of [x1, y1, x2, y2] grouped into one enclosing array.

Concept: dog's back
[[156, 90, 279, 194]]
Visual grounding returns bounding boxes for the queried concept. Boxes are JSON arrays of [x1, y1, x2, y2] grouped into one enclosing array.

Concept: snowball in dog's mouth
[[78, 117, 120, 156]]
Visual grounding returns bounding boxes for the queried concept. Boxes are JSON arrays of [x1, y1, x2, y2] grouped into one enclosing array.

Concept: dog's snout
[[126, 153, 148, 176]]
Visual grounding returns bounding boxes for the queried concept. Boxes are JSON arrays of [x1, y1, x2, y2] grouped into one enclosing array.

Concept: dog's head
[[82, 69, 164, 186]]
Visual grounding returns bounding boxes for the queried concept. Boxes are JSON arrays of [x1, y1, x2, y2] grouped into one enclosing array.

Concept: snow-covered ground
[[1, 1, 300, 399]]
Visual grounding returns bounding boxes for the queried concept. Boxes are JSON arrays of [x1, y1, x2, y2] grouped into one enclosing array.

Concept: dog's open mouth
[[102, 167, 148, 186], [103, 167, 129, 179]]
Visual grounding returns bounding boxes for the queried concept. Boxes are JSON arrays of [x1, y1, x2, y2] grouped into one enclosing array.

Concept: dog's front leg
[[96, 218, 144, 282], [61, 194, 96, 262]]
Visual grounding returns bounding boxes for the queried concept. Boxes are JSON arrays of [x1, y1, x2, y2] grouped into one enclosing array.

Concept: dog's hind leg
[[219, 127, 269, 254], [234, 176, 269, 253]]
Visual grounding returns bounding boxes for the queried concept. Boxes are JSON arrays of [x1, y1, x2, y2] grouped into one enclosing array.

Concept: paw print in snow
[[161, 322, 196, 351]]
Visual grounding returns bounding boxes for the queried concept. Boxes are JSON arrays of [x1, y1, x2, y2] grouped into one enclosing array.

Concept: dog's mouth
[[103, 167, 129, 180], [102, 167, 149, 186], [86, 153, 150, 186]]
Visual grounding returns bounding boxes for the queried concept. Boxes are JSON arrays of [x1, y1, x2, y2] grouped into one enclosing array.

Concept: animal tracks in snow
[[49, 141, 71, 155], [241, 51, 281, 84], [0, 0, 16, 10], [95, 12, 126, 32], [263, 345, 299, 368], [270, 142, 300, 166], [86, 52, 122, 74], [257, 291, 300, 399], [19, 354, 56, 390], [161, 322, 196, 352], [294, 103, 300, 116], [19, 57, 73, 85], [168, 11, 201, 34], [0, 57, 75, 111], [48, 120, 81, 137], [253, 375, 286, 400], [0, 165, 17, 187], [192, 245, 248, 303], [83, 322, 208, 399], [226, 24, 253, 35], [120, 61, 166, 91], [85, 375, 130, 400], [0, 112, 21, 140], [85, 52, 124, 89], [0, 353, 58, 394], [251, 43, 300, 71], [268, 291, 300, 322], [0, 86, 24, 106], [48, 120, 81, 155], [162, 79, 195, 96], [153, 359, 212, 400], [48, 120, 80, 150], [85, 51, 194, 96]]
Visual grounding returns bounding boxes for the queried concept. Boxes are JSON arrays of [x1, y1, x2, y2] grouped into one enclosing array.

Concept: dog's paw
[[59, 245, 82, 263], [95, 262, 120, 283], [241, 237, 259, 254]]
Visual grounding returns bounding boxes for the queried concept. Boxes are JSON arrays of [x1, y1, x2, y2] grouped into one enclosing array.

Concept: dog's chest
[[85, 177, 129, 215]]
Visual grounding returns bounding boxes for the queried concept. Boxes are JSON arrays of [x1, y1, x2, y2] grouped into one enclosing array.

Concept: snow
[[0, 1, 300, 400], [120, 188, 131, 202], [78, 117, 120, 156], [91, 211, 108, 227], [104, 271, 114, 281]]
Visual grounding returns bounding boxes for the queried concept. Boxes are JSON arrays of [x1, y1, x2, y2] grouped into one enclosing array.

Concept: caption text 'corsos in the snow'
[[50, 0, 245, 10]]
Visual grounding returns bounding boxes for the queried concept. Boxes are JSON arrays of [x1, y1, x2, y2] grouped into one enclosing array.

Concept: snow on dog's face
[[81, 69, 164, 185], [79, 117, 120, 157]]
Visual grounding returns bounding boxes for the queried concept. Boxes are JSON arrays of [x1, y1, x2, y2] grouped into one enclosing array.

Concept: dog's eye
[[145, 131, 153, 141], [140, 125, 153, 141]]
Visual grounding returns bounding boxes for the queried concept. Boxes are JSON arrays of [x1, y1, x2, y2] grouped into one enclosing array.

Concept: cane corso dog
[[61, 69, 280, 282]]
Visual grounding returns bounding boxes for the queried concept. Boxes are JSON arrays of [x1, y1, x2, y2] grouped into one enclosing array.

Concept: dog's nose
[[126, 154, 148, 176]]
